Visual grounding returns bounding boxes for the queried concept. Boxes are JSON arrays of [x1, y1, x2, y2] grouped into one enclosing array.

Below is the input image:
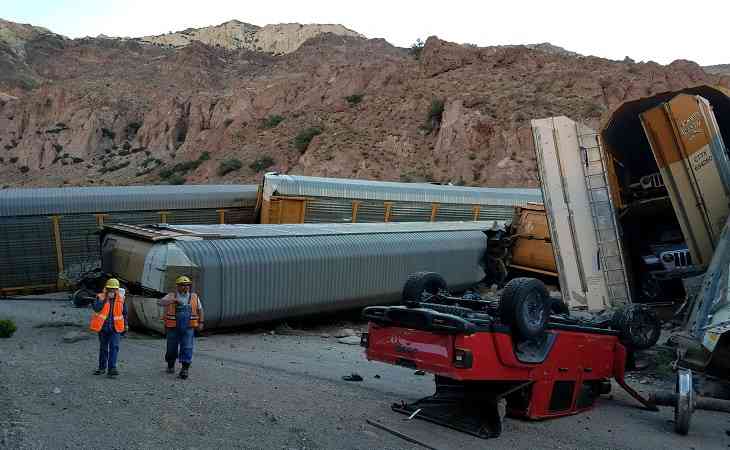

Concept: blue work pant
[[98, 331, 120, 370], [165, 327, 195, 364]]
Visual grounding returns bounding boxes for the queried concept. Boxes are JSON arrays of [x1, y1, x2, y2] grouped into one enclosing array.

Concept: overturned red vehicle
[[362, 273, 661, 438]]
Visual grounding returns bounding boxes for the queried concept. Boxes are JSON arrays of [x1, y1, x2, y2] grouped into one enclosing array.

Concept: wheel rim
[[675, 369, 693, 434], [524, 293, 546, 329]]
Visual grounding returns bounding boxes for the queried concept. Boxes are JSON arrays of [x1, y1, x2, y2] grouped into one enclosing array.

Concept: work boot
[[94, 368, 106, 375], [166, 362, 175, 374], [178, 363, 190, 380], [107, 368, 119, 378]]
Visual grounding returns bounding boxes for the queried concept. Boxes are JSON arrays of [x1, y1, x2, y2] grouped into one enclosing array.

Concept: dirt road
[[1, 300, 728, 450]]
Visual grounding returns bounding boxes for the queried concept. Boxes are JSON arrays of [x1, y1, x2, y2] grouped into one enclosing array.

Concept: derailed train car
[[531, 85, 730, 311], [259, 174, 542, 224], [0, 185, 258, 294], [100, 221, 498, 332]]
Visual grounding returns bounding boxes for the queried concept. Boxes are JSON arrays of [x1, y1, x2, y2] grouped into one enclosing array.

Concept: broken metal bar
[[366, 419, 442, 450]]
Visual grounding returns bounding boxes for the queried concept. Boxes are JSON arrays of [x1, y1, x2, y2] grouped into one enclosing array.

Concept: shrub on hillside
[[262, 115, 285, 129], [422, 99, 445, 133], [159, 152, 210, 179], [217, 158, 243, 176], [410, 39, 425, 59], [345, 94, 363, 106], [293, 127, 322, 153], [167, 174, 186, 185], [249, 156, 275, 173]]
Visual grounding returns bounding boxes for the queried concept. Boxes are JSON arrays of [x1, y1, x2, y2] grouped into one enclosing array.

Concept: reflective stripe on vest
[[89, 293, 125, 333], [163, 293, 200, 329]]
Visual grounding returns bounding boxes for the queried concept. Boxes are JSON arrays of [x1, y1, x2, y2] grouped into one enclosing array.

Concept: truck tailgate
[[366, 324, 455, 373]]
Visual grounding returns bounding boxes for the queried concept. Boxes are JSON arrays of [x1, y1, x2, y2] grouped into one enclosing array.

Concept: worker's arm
[[157, 293, 177, 307], [92, 296, 104, 312], [123, 301, 129, 332], [198, 298, 205, 331]]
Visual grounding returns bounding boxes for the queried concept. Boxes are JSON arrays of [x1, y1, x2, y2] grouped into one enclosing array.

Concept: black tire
[[72, 288, 97, 308], [611, 304, 661, 350], [499, 278, 550, 340], [402, 272, 448, 302]]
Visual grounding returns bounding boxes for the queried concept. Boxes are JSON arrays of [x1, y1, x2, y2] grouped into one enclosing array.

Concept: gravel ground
[[1, 299, 729, 450]]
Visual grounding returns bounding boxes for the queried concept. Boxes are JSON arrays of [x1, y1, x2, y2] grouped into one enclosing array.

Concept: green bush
[[100, 161, 130, 174], [160, 152, 210, 179], [410, 38, 425, 59], [159, 166, 175, 179], [19, 166, 29, 173], [428, 99, 445, 123], [293, 127, 322, 153], [422, 99, 445, 133], [0, 319, 17, 338], [249, 156, 275, 173], [262, 115, 285, 129], [167, 174, 186, 185], [345, 94, 364, 106], [217, 158, 243, 176]]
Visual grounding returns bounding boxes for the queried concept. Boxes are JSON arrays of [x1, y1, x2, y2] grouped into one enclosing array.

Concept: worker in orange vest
[[89, 278, 128, 377], [158, 276, 204, 379]]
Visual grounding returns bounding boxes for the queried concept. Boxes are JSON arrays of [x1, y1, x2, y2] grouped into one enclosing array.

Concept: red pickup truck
[[361, 273, 660, 438]]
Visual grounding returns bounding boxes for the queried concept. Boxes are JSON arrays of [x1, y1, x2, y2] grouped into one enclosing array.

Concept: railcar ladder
[[576, 124, 632, 306]]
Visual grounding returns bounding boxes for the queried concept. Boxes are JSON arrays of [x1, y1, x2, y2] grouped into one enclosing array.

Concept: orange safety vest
[[163, 293, 200, 329], [89, 293, 125, 333]]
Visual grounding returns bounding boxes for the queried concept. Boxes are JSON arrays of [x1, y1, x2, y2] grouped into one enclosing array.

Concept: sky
[[4, 0, 728, 66]]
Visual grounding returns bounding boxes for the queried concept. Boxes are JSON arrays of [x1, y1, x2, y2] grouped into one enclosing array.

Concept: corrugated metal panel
[[106, 211, 163, 226], [476, 205, 516, 221], [0, 185, 258, 217], [390, 202, 434, 223], [59, 215, 101, 279], [264, 173, 541, 206], [435, 204, 475, 222], [165, 209, 220, 225], [302, 197, 355, 223], [173, 230, 488, 328], [224, 207, 257, 224], [162, 221, 501, 238], [355, 200, 387, 223], [0, 217, 57, 287]]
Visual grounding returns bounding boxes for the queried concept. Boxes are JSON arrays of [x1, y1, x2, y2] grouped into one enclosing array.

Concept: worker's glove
[[197, 322, 204, 332]]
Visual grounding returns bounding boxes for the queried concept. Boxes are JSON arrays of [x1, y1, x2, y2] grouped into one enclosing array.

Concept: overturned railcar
[[101, 222, 496, 332], [0, 185, 258, 294], [260, 174, 542, 224], [532, 85, 730, 311]]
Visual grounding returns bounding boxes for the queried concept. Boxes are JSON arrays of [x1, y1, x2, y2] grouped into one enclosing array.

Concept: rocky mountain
[[137, 20, 363, 55], [0, 19, 66, 93], [0, 18, 728, 189], [704, 64, 730, 76]]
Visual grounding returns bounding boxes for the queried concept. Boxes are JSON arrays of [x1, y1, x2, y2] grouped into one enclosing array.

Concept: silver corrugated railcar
[[0, 185, 258, 294], [101, 222, 497, 332], [260, 174, 542, 224]]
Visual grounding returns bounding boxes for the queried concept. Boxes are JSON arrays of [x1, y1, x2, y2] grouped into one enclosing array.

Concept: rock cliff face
[[0, 19, 727, 188], [138, 20, 363, 55], [704, 64, 730, 76]]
